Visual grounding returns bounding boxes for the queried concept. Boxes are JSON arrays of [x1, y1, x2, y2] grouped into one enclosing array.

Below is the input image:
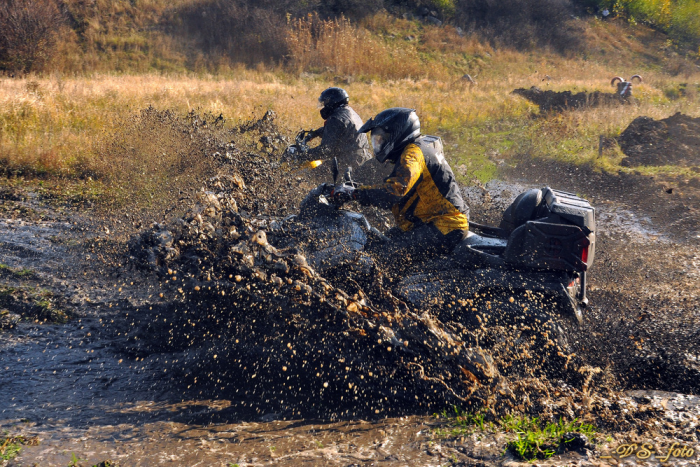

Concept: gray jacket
[[308, 105, 372, 175]]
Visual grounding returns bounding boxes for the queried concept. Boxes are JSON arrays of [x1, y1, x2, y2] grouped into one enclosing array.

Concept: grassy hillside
[[0, 5, 699, 203], [1, 0, 699, 75]]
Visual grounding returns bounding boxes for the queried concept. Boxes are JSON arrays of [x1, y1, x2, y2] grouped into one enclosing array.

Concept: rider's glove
[[285, 144, 308, 161], [330, 185, 356, 205]]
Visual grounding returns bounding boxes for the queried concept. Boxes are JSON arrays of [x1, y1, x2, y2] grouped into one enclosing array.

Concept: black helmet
[[319, 87, 349, 110], [358, 108, 420, 163]]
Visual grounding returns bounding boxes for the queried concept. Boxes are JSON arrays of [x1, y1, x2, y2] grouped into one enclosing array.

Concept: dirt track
[[1, 114, 699, 465]]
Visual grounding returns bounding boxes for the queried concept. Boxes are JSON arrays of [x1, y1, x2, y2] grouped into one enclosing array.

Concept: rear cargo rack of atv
[[542, 187, 596, 234]]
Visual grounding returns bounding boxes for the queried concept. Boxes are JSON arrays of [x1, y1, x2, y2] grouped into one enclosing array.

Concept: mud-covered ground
[[1, 111, 699, 466]]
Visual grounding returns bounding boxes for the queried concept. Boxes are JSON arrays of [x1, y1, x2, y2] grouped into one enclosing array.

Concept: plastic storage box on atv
[[458, 187, 595, 271]]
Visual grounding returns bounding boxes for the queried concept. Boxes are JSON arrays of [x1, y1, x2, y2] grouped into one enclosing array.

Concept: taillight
[[581, 245, 589, 264]]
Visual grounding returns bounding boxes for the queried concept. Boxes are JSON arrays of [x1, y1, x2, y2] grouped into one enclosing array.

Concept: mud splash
[[114, 111, 682, 425], [118, 131, 527, 419]]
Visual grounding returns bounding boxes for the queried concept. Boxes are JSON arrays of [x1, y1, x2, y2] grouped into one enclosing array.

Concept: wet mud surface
[[474, 172, 700, 395], [2, 112, 700, 466]]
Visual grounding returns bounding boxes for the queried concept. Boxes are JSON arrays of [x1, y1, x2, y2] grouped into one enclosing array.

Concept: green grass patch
[[0, 285, 70, 324], [0, 263, 36, 278], [0, 440, 21, 461], [433, 406, 598, 462], [440, 121, 525, 185], [68, 452, 87, 466], [0, 434, 39, 461], [433, 407, 492, 438], [502, 415, 597, 461]]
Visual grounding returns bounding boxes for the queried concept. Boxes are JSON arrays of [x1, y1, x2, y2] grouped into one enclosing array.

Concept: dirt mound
[[619, 112, 700, 167], [512, 86, 629, 112]]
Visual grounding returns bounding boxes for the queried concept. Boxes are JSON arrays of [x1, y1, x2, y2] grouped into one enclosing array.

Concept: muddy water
[[0, 319, 493, 466], [1, 322, 430, 466], [0, 213, 457, 466], [2, 185, 700, 466]]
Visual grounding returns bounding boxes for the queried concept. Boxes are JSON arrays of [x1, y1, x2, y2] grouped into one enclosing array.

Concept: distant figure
[[601, 9, 610, 19]]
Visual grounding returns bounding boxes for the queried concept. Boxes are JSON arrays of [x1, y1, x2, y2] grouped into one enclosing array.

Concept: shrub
[[0, 0, 65, 73], [668, 0, 700, 45], [452, 0, 584, 52], [589, 0, 700, 48], [624, 0, 673, 28], [431, 0, 457, 17], [171, 0, 300, 66], [316, 0, 386, 21]]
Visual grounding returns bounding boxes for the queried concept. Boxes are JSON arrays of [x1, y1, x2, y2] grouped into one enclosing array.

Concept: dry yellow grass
[[286, 14, 433, 80], [1, 15, 698, 184], [2, 69, 697, 182]]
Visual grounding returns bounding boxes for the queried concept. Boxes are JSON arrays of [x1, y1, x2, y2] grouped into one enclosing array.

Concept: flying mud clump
[[123, 111, 657, 428], [124, 155, 508, 417], [513, 75, 642, 112]]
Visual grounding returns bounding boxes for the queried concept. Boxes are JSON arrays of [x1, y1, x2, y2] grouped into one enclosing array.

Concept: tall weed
[[286, 13, 441, 79], [0, 0, 66, 73]]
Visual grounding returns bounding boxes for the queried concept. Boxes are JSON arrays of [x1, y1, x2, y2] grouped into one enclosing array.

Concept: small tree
[[0, 0, 65, 74]]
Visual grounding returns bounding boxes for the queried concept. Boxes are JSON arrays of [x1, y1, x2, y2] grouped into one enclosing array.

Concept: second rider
[[306, 87, 389, 185]]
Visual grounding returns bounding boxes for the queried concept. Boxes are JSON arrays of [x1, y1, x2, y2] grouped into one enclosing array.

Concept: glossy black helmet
[[319, 87, 349, 109], [358, 108, 420, 163]]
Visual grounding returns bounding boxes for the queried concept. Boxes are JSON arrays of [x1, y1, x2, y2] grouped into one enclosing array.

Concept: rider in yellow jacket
[[332, 108, 469, 264]]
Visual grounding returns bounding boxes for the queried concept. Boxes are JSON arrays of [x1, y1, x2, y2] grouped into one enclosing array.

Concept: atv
[[276, 160, 595, 345], [400, 185, 595, 326]]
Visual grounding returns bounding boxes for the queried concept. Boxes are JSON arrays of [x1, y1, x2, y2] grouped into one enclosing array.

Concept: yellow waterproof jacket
[[356, 136, 469, 235]]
